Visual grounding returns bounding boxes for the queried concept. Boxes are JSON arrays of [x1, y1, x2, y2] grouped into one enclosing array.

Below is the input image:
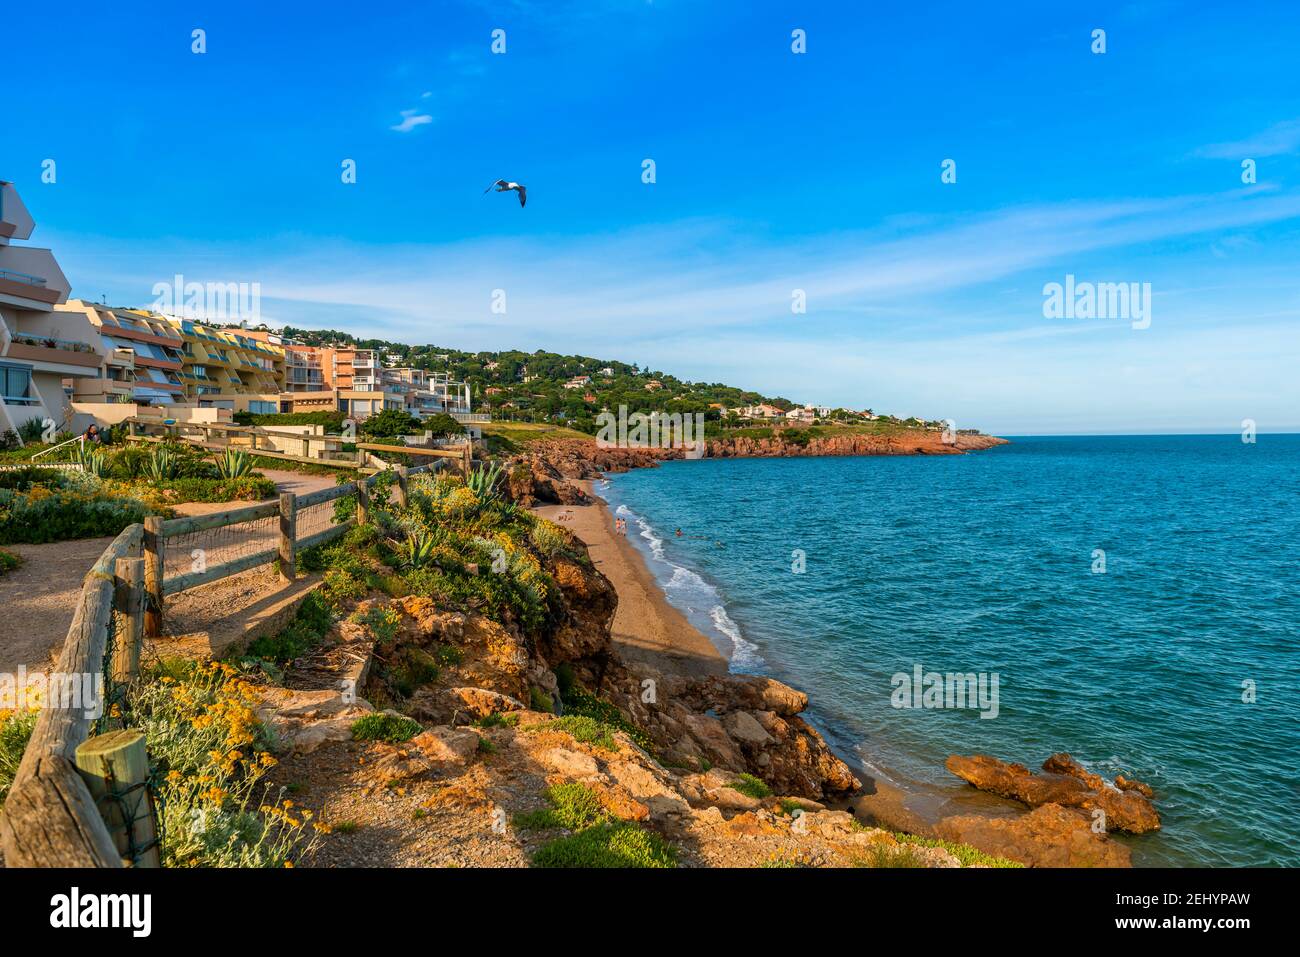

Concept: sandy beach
[[534, 481, 728, 679]]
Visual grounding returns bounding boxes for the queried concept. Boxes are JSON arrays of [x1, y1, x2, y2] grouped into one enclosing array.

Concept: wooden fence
[[125, 418, 475, 473], [0, 461, 446, 867]]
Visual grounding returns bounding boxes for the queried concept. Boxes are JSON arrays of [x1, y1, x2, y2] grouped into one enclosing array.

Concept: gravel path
[[0, 469, 337, 675]]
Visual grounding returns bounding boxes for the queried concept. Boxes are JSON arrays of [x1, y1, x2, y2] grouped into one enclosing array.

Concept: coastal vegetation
[[0, 707, 38, 803], [0, 547, 22, 577], [0, 441, 277, 544], [127, 660, 323, 867], [273, 328, 957, 437]]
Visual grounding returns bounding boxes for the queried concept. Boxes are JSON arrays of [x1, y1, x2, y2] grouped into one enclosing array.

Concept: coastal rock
[[408, 687, 525, 724], [945, 754, 1160, 834], [1115, 774, 1155, 798], [538, 747, 600, 778], [936, 804, 1132, 868], [542, 557, 618, 664], [411, 727, 481, 765], [723, 710, 775, 746]]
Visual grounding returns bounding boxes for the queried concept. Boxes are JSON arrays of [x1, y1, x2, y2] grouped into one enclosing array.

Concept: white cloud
[[1195, 119, 1300, 159], [390, 109, 433, 132]]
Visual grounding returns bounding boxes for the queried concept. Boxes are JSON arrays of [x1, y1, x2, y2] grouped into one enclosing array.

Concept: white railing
[[31, 434, 85, 460]]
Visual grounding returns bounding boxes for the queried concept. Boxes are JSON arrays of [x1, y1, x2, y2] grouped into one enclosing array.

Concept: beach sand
[[534, 483, 728, 679]]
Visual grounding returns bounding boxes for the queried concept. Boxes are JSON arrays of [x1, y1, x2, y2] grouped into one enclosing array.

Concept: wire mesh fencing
[[161, 510, 280, 591]]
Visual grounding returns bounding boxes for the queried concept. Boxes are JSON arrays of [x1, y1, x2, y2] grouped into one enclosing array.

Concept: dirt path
[[0, 469, 338, 675]]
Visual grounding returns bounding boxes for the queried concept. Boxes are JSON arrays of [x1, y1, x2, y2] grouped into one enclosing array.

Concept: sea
[[595, 434, 1300, 867]]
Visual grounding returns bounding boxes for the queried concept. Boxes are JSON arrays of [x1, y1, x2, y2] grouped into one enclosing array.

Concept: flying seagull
[[484, 179, 527, 207]]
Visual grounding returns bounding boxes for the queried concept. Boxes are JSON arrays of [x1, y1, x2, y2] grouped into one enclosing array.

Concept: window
[[0, 363, 34, 403]]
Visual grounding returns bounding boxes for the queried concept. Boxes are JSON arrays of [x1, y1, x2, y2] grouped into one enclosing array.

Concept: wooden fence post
[[143, 516, 164, 640], [75, 730, 160, 868], [111, 557, 145, 683], [278, 491, 297, 582], [355, 479, 371, 526], [394, 466, 409, 508]]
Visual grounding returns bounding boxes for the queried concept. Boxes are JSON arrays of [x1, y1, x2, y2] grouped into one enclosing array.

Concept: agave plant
[[214, 447, 252, 479], [75, 445, 108, 478], [465, 461, 504, 501], [145, 446, 178, 482], [399, 530, 436, 569]]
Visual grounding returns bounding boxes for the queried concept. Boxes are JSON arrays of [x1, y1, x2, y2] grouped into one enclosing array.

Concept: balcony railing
[[10, 333, 97, 354], [0, 268, 47, 287]]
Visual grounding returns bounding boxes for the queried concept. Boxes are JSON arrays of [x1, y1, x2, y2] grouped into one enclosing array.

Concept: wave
[[612, 501, 762, 668]]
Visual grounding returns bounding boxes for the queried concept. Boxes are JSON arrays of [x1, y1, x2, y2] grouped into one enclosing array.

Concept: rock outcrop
[[936, 804, 1132, 868], [945, 753, 1159, 834]]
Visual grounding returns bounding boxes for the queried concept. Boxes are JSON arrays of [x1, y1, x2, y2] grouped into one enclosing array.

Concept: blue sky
[[4, 0, 1299, 433]]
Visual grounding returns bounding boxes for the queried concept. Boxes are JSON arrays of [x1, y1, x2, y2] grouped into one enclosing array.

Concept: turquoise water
[[598, 435, 1300, 867]]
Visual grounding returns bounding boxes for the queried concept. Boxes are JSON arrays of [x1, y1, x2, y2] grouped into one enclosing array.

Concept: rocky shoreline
[[495, 435, 1161, 867]]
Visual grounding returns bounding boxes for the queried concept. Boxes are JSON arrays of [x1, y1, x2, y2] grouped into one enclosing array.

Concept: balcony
[[0, 267, 60, 306], [4, 332, 103, 370]]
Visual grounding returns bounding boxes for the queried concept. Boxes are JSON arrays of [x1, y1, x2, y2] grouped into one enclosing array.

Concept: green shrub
[[388, 646, 440, 696], [351, 713, 422, 743], [214, 448, 254, 479], [0, 466, 72, 491], [235, 410, 347, 431], [359, 409, 422, 439], [560, 687, 655, 753], [727, 773, 772, 799], [0, 709, 39, 802], [0, 485, 160, 544], [475, 711, 520, 728], [153, 476, 276, 503], [529, 687, 554, 713], [532, 822, 676, 868], [129, 661, 318, 867], [529, 519, 576, 559], [146, 446, 179, 481], [241, 591, 334, 665], [0, 548, 21, 577]]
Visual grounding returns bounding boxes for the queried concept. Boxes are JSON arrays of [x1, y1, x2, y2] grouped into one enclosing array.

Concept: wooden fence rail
[[0, 459, 449, 867]]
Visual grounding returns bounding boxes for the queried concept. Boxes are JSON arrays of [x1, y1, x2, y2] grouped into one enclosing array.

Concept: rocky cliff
[[500, 431, 1008, 507]]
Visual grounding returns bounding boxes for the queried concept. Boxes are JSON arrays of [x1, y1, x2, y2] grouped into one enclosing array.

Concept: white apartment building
[[0, 181, 100, 435]]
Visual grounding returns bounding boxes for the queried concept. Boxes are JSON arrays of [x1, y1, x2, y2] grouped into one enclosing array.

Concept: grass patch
[[532, 822, 676, 869], [727, 773, 772, 799], [856, 844, 932, 868], [351, 713, 422, 743], [531, 715, 617, 750], [560, 686, 655, 754], [893, 833, 1023, 868], [514, 782, 607, 831]]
